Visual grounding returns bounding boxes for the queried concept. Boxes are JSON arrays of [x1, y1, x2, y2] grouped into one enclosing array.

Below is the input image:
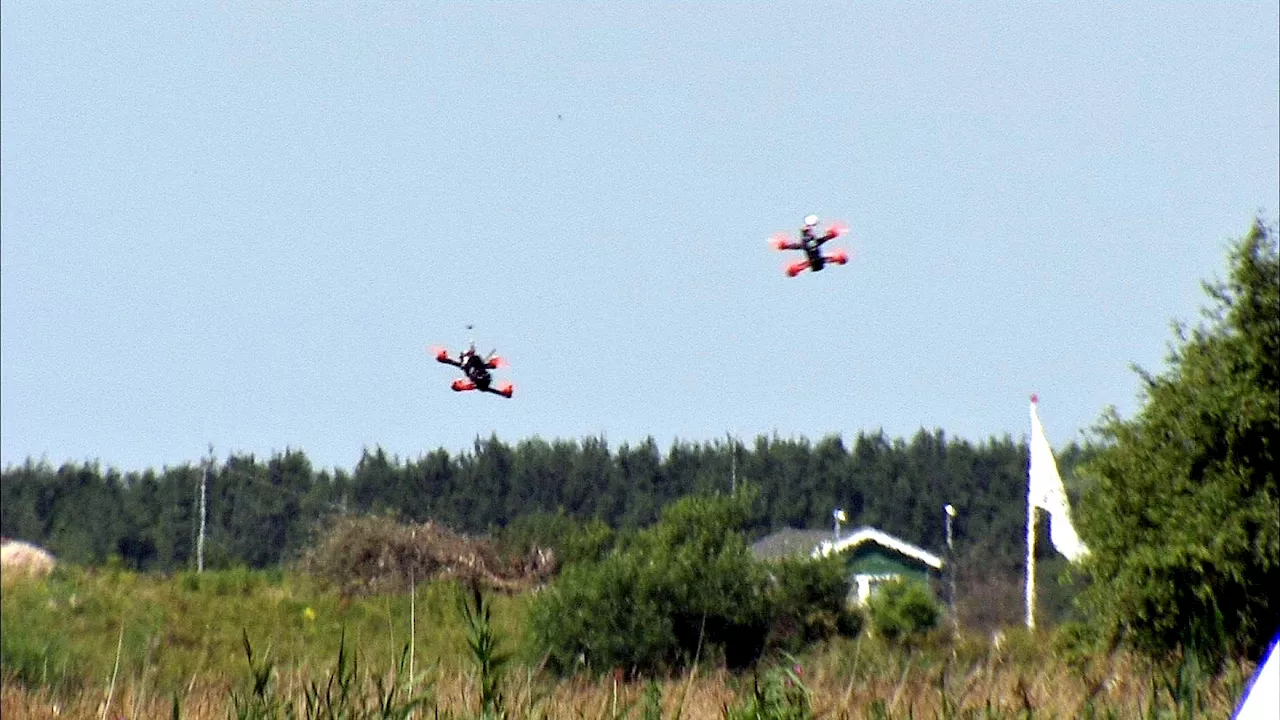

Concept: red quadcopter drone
[[430, 335, 514, 399], [770, 214, 851, 277]]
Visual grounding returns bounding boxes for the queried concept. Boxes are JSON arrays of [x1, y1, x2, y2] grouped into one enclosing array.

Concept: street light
[[944, 504, 957, 631]]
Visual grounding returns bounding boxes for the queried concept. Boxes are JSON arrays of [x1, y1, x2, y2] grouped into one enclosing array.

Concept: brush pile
[[0, 538, 56, 582], [300, 515, 555, 596]]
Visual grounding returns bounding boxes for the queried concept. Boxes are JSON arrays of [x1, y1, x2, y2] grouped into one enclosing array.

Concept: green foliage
[[0, 564, 530, 699], [497, 510, 616, 568], [1052, 620, 1108, 672], [458, 582, 510, 719], [1077, 221, 1280, 662], [229, 628, 433, 719], [764, 556, 863, 652], [865, 578, 941, 643], [529, 492, 774, 675], [4, 429, 1096, 604], [0, 576, 79, 691], [723, 660, 814, 720], [529, 491, 860, 676]]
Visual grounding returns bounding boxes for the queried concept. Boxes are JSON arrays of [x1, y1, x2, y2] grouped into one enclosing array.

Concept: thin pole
[[410, 527, 416, 685], [198, 445, 210, 574], [1025, 501, 1036, 629], [728, 432, 737, 495], [945, 504, 957, 630]]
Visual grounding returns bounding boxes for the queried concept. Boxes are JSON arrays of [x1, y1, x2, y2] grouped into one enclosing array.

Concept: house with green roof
[[751, 526, 944, 606]]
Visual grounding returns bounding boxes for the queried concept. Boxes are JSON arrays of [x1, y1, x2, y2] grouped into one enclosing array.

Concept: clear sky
[[3, 3, 1278, 473]]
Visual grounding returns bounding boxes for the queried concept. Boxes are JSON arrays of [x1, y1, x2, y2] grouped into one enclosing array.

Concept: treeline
[[0, 429, 1091, 574]]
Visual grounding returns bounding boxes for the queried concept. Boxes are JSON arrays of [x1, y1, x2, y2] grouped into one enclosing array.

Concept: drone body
[[433, 344, 514, 398], [771, 215, 851, 277]]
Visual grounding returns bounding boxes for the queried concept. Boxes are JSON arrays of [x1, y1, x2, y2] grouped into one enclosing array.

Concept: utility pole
[[727, 432, 737, 495], [198, 444, 211, 574]]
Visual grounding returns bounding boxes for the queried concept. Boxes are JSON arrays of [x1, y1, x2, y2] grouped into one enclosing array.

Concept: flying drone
[[431, 331, 514, 398], [770, 214, 851, 277]]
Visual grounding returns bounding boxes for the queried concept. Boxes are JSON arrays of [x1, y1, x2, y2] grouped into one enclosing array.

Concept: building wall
[[842, 547, 939, 606], [845, 547, 931, 583]]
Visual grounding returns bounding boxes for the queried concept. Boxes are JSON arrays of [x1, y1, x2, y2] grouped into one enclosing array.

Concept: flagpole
[[1026, 485, 1037, 630], [1026, 394, 1038, 630]]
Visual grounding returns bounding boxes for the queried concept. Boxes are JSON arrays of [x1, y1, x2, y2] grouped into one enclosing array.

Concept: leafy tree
[[1077, 221, 1279, 662]]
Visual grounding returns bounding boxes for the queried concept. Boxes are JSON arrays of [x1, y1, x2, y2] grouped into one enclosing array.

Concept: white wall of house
[[851, 572, 902, 606]]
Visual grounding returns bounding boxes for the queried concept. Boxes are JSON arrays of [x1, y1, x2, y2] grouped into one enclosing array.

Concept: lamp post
[[944, 503, 957, 630]]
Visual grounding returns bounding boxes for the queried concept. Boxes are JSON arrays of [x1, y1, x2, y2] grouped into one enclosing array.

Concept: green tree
[[1077, 221, 1279, 662]]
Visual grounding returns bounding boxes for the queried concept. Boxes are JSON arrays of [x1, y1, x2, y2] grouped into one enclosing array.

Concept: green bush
[[765, 556, 863, 651], [536, 554, 676, 674], [865, 578, 940, 643], [529, 493, 771, 675], [498, 510, 616, 567], [529, 491, 857, 675]]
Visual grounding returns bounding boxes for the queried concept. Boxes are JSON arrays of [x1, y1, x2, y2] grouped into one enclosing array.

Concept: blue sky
[[3, 3, 1277, 473]]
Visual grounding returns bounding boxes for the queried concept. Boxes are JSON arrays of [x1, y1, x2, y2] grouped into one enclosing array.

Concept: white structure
[[1026, 395, 1090, 629], [1236, 637, 1279, 719], [813, 526, 944, 606]]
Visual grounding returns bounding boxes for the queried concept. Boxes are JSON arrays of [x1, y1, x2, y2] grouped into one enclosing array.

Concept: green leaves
[[865, 578, 940, 644], [1077, 221, 1279, 662], [529, 492, 774, 675]]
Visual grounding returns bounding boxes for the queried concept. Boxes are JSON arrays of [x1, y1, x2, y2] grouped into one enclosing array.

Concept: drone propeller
[[770, 232, 792, 250], [825, 221, 850, 238], [429, 345, 451, 362]]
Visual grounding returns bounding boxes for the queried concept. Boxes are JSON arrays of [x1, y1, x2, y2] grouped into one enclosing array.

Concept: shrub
[[497, 510, 615, 567], [529, 492, 857, 675], [865, 578, 940, 643], [765, 556, 863, 652], [529, 493, 771, 675]]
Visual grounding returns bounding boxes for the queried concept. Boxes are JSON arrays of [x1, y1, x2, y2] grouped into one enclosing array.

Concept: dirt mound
[[300, 515, 555, 597], [1, 539, 56, 581]]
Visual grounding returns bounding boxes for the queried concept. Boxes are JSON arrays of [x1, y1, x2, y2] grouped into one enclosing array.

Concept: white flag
[[1029, 399, 1089, 561], [1236, 636, 1280, 719]]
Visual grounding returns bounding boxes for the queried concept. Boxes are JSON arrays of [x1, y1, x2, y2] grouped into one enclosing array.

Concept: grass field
[[0, 566, 1255, 719]]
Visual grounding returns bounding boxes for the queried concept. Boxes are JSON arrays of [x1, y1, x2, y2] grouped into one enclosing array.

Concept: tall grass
[[0, 565, 530, 696], [1, 567, 1257, 719]]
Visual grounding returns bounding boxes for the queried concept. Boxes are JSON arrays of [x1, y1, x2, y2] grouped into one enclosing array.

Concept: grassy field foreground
[[1, 566, 1256, 719]]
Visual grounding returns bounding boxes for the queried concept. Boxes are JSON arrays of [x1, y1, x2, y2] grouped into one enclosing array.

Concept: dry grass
[[1, 641, 1252, 719], [0, 540, 56, 583]]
